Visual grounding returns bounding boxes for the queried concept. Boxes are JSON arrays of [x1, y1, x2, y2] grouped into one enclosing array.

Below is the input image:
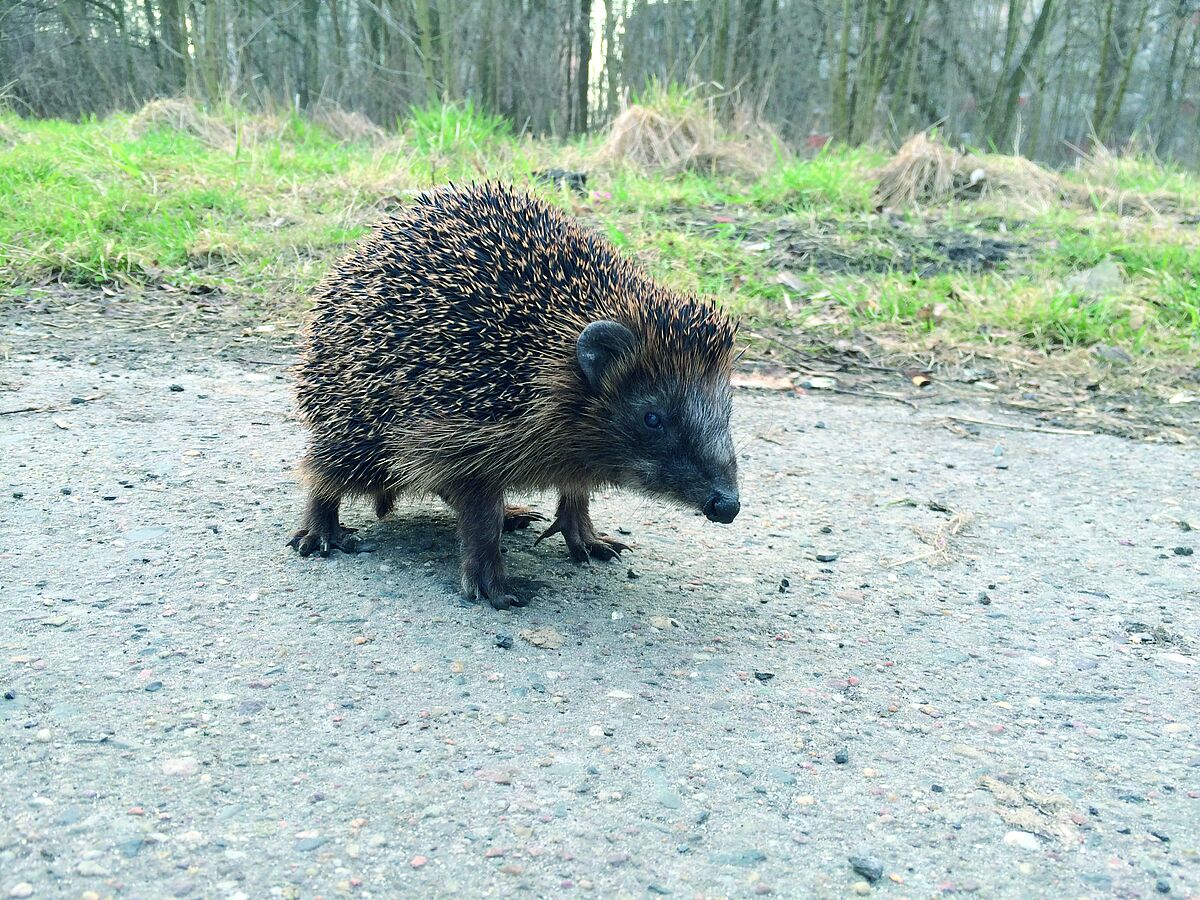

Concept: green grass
[[1, 103, 1198, 362]]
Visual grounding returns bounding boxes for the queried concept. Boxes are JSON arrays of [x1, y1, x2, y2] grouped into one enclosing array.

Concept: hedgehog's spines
[[294, 182, 737, 500]]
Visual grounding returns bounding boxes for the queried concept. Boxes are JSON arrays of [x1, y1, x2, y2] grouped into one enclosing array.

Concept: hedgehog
[[289, 182, 741, 609]]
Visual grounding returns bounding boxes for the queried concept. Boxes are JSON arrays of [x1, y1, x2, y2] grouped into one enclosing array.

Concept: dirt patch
[[770, 216, 1023, 277], [708, 213, 1028, 277], [740, 329, 1200, 444]]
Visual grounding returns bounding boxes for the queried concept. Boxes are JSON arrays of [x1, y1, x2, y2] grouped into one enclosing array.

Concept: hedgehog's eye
[[644, 411, 664, 430]]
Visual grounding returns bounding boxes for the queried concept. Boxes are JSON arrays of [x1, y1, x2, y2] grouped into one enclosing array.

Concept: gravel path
[[2, 319, 1197, 899]]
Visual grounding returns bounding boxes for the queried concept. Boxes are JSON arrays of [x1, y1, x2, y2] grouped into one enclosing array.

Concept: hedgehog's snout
[[703, 491, 740, 524]]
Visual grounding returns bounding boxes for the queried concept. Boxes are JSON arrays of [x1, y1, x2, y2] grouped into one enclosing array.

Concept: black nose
[[703, 493, 741, 524]]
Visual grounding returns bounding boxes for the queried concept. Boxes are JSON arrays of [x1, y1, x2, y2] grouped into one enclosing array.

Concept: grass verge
[[1, 103, 1198, 370]]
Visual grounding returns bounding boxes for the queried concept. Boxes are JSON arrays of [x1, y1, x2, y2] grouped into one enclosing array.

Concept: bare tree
[[1, 0, 1198, 164]]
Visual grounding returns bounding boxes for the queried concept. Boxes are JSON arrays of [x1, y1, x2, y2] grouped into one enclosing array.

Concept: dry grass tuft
[[959, 151, 1064, 207], [597, 103, 780, 177], [874, 132, 1063, 210], [876, 132, 1195, 217], [127, 98, 237, 148], [1068, 144, 1189, 215], [887, 508, 975, 567], [310, 103, 387, 144], [872, 132, 961, 206]]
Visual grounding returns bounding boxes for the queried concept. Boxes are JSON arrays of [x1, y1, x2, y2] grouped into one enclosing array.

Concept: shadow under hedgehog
[[289, 182, 741, 609]]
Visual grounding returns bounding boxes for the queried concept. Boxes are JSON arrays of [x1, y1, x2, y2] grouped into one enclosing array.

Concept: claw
[[504, 505, 547, 532], [535, 518, 565, 546], [287, 523, 364, 557], [537, 515, 629, 563]]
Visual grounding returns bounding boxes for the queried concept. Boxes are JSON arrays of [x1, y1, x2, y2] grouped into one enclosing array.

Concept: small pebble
[[162, 757, 199, 776], [1174, 547, 1193, 556], [753, 672, 774, 682], [495, 634, 513, 650], [852, 883, 871, 896], [409, 855, 427, 869], [1003, 830, 1040, 851], [834, 748, 849, 765], [849, 854, 884, 883], [34, 729, 51, 743], [815, 552, 838, 563], [144, 681, 163, 692], [9, 884, 34, 898], [169, 384, 184, 392], [1156, 879, 1171, 894]]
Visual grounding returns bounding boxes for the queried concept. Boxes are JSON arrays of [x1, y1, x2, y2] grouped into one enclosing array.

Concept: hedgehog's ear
[[577, 320, 636, 392]]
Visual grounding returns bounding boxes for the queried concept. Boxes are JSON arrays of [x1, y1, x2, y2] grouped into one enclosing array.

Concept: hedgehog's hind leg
[[503, 504, 546, 532], [443, 480, 521, 611], [374, 487, 398, 519], [288, 491, 362, 557]]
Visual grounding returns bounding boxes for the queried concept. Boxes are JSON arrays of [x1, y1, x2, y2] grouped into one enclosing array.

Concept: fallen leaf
[[803, 376, 838, 390], [731, 372, 794, 391], [519, 626, 564, 650], [743, 241, 770, 253], [1167, 392, 1198, 405], [774, 270, 804, 292], [980, 776, 1079, 845], [903, 368, 933, 389], [917, 303, 949, 324]]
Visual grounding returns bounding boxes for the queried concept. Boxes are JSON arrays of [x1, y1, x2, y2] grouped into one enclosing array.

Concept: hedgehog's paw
[[537, 517, 630, 563], [287, 524, 363, 558], [503, 505, 546, 532], [460, 551, 526, 610], [461, 569, 523, 611], [582, 533, 630, 562]]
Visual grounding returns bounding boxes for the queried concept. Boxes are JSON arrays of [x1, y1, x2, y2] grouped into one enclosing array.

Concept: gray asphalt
[[1, 318, 1197, 899]]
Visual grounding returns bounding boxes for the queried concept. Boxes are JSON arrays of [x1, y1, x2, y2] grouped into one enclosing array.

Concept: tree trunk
[[412, 0, 439, 101], [984, 0, 1056, 150], [1095, 0, 1150, 143], [575, 0, 593, 133], [301, 0, 320, 108]]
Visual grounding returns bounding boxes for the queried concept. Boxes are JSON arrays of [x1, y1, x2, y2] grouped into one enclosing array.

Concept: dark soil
[[743, 214, 1027, 277]]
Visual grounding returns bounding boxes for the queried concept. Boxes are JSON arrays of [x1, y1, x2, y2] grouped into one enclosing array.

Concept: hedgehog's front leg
[[536, 491, 630, 563], [445, 480, 522, 610]]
